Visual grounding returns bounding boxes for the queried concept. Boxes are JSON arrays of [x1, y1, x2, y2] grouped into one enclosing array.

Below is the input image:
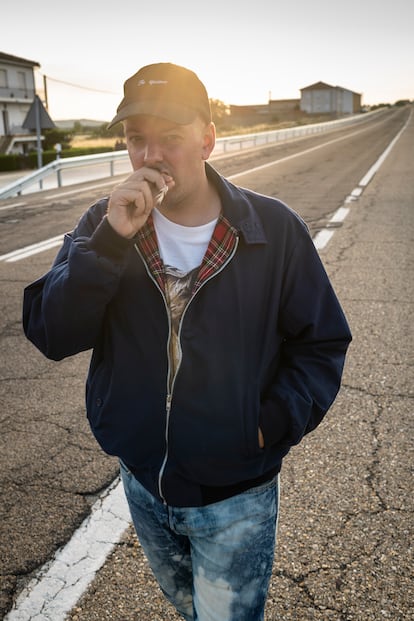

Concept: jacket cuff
[[88, 216, 135, 262]]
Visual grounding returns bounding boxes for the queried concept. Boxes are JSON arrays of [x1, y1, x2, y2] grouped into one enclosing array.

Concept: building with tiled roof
[[300, 81, 362, 115], [0, 51, 41, 154]]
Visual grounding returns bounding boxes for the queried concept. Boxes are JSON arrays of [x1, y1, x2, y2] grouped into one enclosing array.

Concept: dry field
[[70, 116, 331, 150], [71, 135, 118, 149]]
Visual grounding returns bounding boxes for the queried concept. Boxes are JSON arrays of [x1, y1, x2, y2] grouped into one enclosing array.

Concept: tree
[[90, 122, 125, 139], [209, 99, 230, 127], [42, 128, 73, 151]]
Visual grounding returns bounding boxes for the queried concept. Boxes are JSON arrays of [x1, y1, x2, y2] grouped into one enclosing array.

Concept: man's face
[[123, 115, 215, 208]]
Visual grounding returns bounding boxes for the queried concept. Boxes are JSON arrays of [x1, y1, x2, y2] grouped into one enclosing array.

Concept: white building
[[300, 81, 361, 115], [0, 51, 41, 154]]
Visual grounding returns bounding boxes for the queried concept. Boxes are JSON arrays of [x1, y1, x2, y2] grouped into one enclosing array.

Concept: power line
[[37, 71, 118, 95]]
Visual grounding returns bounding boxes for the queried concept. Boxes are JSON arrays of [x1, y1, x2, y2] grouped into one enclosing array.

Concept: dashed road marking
[[314, 108, 411, 250]]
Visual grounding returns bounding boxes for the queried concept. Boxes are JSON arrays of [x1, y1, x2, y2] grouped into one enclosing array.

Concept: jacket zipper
[[135, 235, 239, 503], [134, 244, 174, 503]]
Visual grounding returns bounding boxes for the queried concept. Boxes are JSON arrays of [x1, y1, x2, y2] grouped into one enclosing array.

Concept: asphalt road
[[1, 106, 412, 620]]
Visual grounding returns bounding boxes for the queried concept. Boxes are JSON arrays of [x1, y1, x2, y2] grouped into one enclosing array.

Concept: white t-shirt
[[152, 208, 218, 273], [152, 208, 218, 384]]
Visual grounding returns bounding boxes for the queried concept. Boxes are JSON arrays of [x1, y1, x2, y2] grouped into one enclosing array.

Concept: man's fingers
[[139, 183, 154, 211], [106, 168, 174, 238], [128, 167, 172, 193]]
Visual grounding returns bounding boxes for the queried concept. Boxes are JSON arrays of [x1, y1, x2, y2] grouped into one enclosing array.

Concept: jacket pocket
[[243, 382, 263, 457], [86, 357, 110, 426]]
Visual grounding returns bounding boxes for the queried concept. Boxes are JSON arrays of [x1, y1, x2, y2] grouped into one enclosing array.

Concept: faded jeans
[[120, 461, 280, 621]]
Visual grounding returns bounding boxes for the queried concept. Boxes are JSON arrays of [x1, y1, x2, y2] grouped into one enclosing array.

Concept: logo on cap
[[137, 79, 168, 86]]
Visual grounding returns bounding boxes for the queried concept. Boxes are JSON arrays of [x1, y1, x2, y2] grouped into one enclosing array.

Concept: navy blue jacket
[[23, 163, 351, 507]]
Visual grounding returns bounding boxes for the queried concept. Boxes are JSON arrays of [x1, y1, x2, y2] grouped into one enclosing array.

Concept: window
[[17, 71, 27, 91], [0, 69, 8, 88]]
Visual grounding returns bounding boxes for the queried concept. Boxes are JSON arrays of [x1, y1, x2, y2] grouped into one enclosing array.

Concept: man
[[23, 63, 352, 620]]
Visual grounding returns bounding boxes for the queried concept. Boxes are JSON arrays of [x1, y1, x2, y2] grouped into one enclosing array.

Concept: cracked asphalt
[[1, 107, 412, 620]]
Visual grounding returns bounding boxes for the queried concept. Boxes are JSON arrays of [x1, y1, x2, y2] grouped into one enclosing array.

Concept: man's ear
[[201, 122, 216, 160]]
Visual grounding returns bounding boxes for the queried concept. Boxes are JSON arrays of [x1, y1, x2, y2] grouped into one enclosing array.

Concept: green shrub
[[0, 154, 26, 171], [0, 146, 116, 172]]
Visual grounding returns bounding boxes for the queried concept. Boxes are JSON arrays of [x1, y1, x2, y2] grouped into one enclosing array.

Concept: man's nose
[[143, 143, 163, 164]]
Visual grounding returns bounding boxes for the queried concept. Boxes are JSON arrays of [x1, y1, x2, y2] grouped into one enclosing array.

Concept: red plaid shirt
[[135, 213, 238, 295]]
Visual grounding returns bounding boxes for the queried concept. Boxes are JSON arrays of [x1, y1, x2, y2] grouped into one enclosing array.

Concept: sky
[[3, 0, 413, 122]]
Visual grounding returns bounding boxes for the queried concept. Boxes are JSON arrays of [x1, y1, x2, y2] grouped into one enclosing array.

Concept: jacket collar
[[205, 162, 267, 245]]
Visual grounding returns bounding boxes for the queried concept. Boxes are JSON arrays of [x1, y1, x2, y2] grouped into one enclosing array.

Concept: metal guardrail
[[0, 110, 382, 200], [0, 151, 129, 199]]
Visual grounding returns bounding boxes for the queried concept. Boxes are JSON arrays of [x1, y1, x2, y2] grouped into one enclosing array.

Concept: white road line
[[0, 201, 27, 211], [227, 124, 372, 181], [358, 121, 407, 187], [331, 206, 350, 223], [314, 108, 411, 250], [0, 235, 64, 263], [4, 479, 130, 621], [313, 206, 351, 250], [46, 180, 121, 200], [0, 180, 122, 212]]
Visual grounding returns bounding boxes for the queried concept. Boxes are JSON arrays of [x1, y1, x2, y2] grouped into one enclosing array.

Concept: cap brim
[[107, 100, 198, 129]]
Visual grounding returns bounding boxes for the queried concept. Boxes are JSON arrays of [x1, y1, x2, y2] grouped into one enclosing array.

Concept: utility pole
[[43, 74, 49, 110], [34, 96, 43, 174]]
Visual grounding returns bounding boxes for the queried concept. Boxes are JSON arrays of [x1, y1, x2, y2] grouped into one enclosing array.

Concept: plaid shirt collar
[[135, 212, 238, 295]]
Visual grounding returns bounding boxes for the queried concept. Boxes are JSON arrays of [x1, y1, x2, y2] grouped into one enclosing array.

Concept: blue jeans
[[120, 461, 280, 621]]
